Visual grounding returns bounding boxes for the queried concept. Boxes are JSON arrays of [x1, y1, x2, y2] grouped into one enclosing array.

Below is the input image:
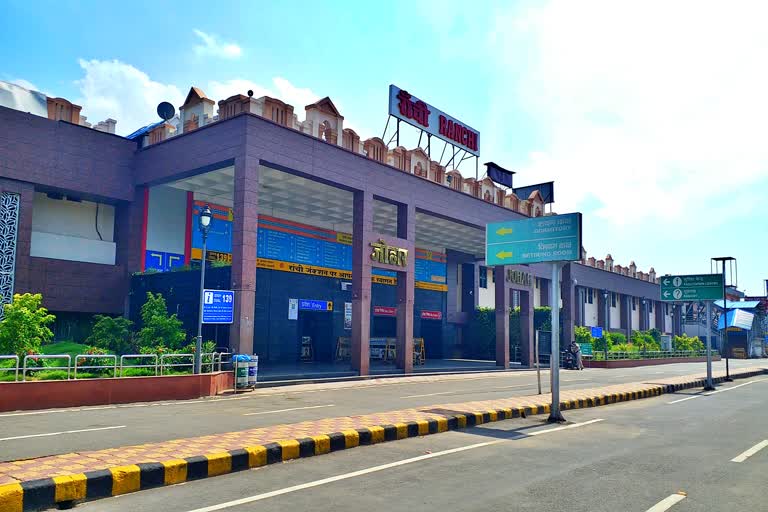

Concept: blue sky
[[1, 0, 767, 295]]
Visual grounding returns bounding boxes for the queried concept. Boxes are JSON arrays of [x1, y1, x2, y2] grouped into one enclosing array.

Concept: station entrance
[[298, 310, 334, 363]]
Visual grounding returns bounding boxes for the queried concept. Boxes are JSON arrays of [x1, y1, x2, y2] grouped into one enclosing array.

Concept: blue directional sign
[[202, 289, 234, 324], [486, 213, 582, 266], [298, 299, 333, 312], [590, 326, 603, 339]]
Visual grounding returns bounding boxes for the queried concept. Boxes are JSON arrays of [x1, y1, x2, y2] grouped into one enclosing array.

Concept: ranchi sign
[[388, 84, 480, 156]]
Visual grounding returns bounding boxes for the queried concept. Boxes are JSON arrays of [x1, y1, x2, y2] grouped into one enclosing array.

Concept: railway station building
[[0, 80, 681, 377]]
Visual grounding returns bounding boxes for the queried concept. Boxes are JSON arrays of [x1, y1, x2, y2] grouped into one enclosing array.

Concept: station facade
[[0, 80, 682, 374]]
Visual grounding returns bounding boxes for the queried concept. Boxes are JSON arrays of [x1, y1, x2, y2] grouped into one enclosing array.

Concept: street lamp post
[[602, 290, 609, 361], [195, 205, 212, 375]]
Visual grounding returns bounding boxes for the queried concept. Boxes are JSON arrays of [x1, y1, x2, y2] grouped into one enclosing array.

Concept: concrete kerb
[[1, 368, 764, 512]]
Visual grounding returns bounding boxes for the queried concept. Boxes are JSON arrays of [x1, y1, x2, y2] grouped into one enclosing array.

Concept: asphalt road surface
[[1, 359, 763, 463], [71, 369, 768, 512]]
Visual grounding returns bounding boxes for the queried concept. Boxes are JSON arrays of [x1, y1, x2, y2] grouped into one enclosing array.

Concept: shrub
[[466, 307, 496, 359], [137, 292, 186, 349], [595, 331, 626, 353], [0, 293, 56, 358], [88, 315, 135, 355], [672, 334, 704, 351], [574, 326, 593, 344], [631, 330, 661, 351]]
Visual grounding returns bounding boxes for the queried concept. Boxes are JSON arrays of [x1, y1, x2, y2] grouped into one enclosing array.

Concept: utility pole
[[712, 257, 736, 382]]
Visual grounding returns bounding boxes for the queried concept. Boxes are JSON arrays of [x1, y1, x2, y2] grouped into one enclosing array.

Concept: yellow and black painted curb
[[1, 368, 764, 511]]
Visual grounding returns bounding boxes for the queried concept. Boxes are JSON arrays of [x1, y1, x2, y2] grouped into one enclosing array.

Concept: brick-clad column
[[655, 301, 664, 331], [351, 191, 373, 375], [114, 185, 146, 315], [494, 265, 509, 368], [625, 295, 633, 340], [395, 202, 415, 373], [229, 155, 259, 355], [597, 290, 606, 329], [520, 288, 534, 366], [561, 263, 575, 344]]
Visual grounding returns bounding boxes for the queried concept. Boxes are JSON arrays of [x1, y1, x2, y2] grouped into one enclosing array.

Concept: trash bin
[[233, 355, 250, 389], [247, 355, 258, 387]]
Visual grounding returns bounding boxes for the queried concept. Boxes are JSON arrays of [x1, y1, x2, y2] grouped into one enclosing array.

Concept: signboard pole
[[548, 262, 565, 423], [704, 300, 714, 391], [535, 330, 541, 395]]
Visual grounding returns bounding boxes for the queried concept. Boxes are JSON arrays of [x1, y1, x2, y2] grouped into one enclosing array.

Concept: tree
[[137, 292, 186, 349], [87, 315, 135, 354], [0, 293, 56, 357]]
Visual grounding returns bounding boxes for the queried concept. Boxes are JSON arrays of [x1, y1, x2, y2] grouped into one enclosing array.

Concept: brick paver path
[[0, 367, 762, 486]]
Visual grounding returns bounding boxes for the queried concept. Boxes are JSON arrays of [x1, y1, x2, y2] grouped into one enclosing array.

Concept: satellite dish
[[247, 90, 254, 98], [157, 101, 175, 121]]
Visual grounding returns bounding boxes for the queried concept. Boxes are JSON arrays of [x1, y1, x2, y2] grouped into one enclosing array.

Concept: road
[[0, 359, 762, 462], [72, 371, 768, 512]]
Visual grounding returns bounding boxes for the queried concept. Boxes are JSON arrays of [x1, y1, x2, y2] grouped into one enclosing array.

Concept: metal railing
[[74, 354, 118, 379], [22, 354, 71, 382], [119, 354, 159, 376], [594, 350, 709, 361], [159, 353, 195, 375], [0, 355, 19, 382], [0, 352, 231, 382]]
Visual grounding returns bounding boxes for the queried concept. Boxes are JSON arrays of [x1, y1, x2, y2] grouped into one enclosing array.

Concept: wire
[[95, 202, 103, 241]]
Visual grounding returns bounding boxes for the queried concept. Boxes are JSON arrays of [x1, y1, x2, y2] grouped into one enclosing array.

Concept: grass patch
[[120, 368, 157, 377]]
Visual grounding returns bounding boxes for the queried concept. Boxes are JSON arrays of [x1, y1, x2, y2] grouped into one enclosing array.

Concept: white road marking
[[493, 384, 533, 390], [185, 419, 604, 512], [668, 378, 768, 404], [242, 405, 335, 416], [0, 425, 126, 442], [526, 418, 604, 436], [731, 440, 768, 463], [400, 391, 457, 399], [645, 493, 687, 511]]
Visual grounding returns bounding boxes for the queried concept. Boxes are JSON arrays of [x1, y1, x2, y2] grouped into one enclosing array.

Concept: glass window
[[588, 288, 593, 304], [479, 266, 488, 289], [611, 292, 617, 308], [649, 301, 653, 313], [632, 298, 637, 311]]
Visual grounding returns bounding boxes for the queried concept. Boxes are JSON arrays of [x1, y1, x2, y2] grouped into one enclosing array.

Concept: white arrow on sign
[[663, 291, 671, 298], [662, 278, 671, 286]]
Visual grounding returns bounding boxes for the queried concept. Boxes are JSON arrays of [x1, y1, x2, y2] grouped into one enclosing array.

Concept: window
[[587, 288, 594, 304], [479, 266, 488, 289], [649, 301, 653, 313], [535, 278, 540, 289], [611, 292, 617, 308], [632, 298, 637, 311]]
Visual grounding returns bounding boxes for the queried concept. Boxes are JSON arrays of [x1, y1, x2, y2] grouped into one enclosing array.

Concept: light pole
[[602, 290, 609, 361], [195, 204, 212, 375], [712, 257, 736, 382]]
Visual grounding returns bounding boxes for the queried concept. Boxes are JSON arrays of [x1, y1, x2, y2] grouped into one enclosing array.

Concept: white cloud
[[75, 59, 184, 135], [193, 29, 242, 59], [489, 0, 768, 229]]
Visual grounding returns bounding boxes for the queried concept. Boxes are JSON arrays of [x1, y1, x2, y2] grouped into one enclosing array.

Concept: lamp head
[[200, 204, 212, 229]]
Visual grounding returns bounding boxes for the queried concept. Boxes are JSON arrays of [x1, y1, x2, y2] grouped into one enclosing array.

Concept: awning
[[718, 309, 755, 330], [713, 300, 760, 310]]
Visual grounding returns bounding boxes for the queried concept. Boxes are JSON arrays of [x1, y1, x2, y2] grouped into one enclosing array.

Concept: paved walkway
[[1, 367, 761, 488]]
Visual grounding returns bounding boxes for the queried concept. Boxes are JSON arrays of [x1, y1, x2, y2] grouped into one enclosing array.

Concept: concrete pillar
[[395, 202, 415, 373], [561, 263, 576, 344], [520, 288, 534, 366], [229, 155, 259, 354], [597, 290, 607, 329], [539, 278, 550, 307], [639, 300, 649, 331], [351, 191, 373, 375], [655, 301, 664, 331], [494, 265, 509, 368], [623, 295, 632, 339]]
